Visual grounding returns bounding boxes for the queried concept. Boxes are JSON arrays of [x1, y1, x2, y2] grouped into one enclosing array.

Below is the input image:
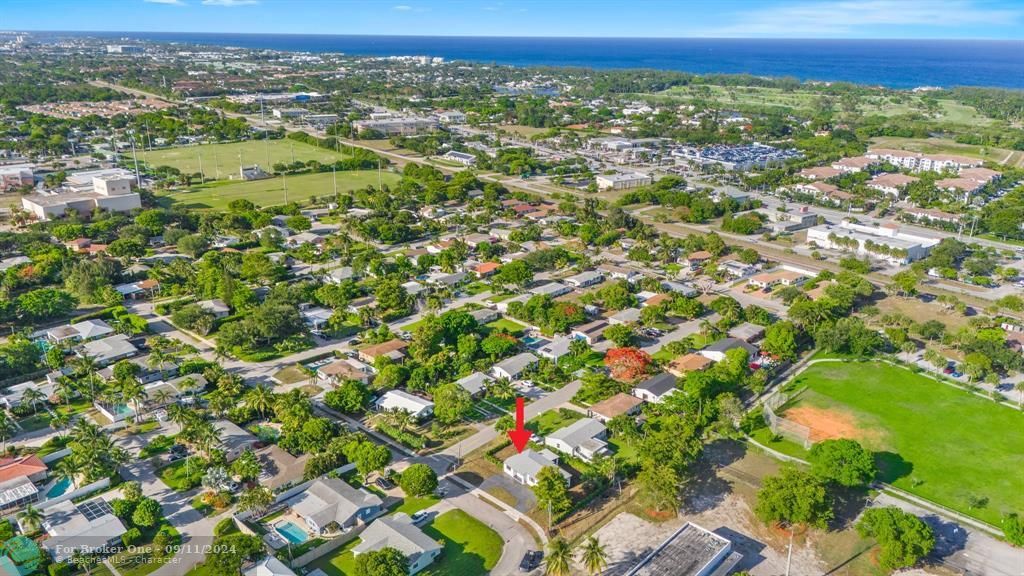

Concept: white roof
[[455, 372, 492, 395], [244, 556, 297, 576], [69, 319, 113, 340], [376, 390, 434, 414], [353, 513, 442, 559], [504, 449, 570, 481]]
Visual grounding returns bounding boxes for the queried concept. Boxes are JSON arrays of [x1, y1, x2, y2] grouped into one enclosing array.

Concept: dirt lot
[[872, 296, 972, 331]]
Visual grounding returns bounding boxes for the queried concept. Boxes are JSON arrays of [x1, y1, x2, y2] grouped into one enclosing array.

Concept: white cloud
[[706, 0, 1021, 37], [144, 0, 186, 5], [201, 0, 258, 6], [392, 5, 413, 10]]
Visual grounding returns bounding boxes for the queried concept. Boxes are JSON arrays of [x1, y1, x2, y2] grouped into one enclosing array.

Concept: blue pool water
[[275, 521, 309, 544], [46, 477, 72, 498], [521, 336, 548, 349]]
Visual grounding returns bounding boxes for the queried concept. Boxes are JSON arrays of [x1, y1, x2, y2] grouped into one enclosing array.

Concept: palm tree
[[166, 403, 191, 434], [21, 387, 46, 415], [118, 379, 146, 424], [544, 538, 573, 576], [150, 388, 173, 408], [1016, 381, 1024, 408], [0, 413, 15, 451], [486, 378, 516, 401], [18, 504, 44, 533], [245, 385, 276, 420], [73, 353, 100, 399], [147, 346, 178, 380], [578, 536, 608, 575], [569, 338, 589, 359], [54, 456, 79, 489], [55, 377, 76, 407], [49, 411, 71, 439]]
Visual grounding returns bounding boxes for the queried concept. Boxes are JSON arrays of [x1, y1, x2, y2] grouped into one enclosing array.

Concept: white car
[[410, 511, 429, 525]]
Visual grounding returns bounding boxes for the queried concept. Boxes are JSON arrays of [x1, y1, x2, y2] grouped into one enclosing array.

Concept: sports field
[[142, 139, 351, 177], [157, 169, 401, 210], [782, 361, 1024, 525]]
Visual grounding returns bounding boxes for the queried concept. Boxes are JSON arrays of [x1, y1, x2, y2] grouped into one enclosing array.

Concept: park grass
[[785, 361, 1024, 525], [647, 85, 994, 126], [141, 139, 351, 177], [422, 509, 503, 576], [307, 539, 360, 576], [156, 169, 401, 210]]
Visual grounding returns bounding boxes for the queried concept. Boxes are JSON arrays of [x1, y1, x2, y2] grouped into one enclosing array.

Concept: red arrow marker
[[507, 397, 531, 453]]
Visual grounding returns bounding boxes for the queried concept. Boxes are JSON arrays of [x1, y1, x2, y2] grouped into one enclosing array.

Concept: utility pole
[[332, 164, 337, 197], [196, 150, 205, 184], [283, 172, 288, 205], [378, 157, 383, 190], [260, 93, 270, 168], [129, 132, 141, 187], [785, 527, 794, 576]]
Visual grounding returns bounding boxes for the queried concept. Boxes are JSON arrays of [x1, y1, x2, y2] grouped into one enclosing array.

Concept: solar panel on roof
[[78, 499, 113, 521]]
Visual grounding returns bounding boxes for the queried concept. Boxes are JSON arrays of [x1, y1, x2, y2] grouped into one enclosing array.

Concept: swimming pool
[[275, 521, 309, 544], [45, 477, 73, 498], [521, 336, 549, 349]]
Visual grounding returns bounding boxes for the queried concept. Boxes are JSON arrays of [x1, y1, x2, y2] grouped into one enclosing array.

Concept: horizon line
[[9, 29, 1023, 42]]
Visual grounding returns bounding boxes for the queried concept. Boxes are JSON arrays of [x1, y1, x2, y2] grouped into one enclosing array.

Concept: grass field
[[647, 85, 994, 126], [870, 136, 1024, 168], [782, 361, 1024, 525], [157, 169, 401, 210], [142, 139, 351, 177]]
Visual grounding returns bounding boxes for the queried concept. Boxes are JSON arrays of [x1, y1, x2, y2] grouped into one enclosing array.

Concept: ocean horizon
[[44, 31, 1024, 89]]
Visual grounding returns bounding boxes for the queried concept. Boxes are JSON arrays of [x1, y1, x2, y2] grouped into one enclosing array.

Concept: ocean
[[57, 32, 1024, 89]]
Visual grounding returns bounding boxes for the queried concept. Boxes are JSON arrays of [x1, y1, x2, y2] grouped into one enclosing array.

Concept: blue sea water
[[58, 32, 1024, 89]]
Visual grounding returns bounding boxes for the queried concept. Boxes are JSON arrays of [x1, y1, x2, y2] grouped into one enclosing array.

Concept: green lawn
[[142, 138, 351, 177], [528, 408, 584, 436], [156, 457, 205, 491], [393, 495, 440, 515], [308, 539, 359, 576], [485, 318, 528, 335], [157, 169, 401, 210], [422, 509, 503, 576], [786, 361, 1024, 525]]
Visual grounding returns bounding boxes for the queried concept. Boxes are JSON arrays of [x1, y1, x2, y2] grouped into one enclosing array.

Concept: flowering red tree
[[604, 347, 653, 382]]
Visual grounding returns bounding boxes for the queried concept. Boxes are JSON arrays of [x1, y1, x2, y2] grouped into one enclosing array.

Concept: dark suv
[[519, 550, 543, 572]]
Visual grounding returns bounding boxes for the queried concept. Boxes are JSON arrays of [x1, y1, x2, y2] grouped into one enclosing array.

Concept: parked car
[[375, 477, 395, 490], [410, 511, 429, 525], [222, 480, 239, 493], [519, 551, 543, 572], [952, 371, 963, 378]]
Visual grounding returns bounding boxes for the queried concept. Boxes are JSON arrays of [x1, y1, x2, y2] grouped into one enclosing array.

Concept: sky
[[5, 0, 1024, 40]]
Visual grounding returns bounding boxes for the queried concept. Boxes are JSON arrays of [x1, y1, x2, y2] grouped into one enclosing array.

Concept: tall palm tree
[[166, 403, 191, 434], [118, 379, 146, 424], [73, 353, 101, 399], [147, 346, 178, 380], [0, 413, 15, 451], [150, 388, 173, 408], [1016, 381, 1024, 408], [18, 504, 44, 533], [54, 457, 78, 488], [486, 378, 515, 401], [21, 387, 46, 415], [49, 411, 71, 439], [579, 536, 608, 575], [245, 385, 275, 420], [544, 538, 573, 576]]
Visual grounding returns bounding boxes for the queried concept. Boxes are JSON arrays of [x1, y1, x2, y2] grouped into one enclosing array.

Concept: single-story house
[[255, 445, 309, 493], [455, 372, 492, 397], [608, 308, 642, 325], [666, 354, 714, 377], [747, 270, 807, 290], [571, 320, 608, 345], [529, 282, 573, 298], [492, 352, 540, 380], [588, 392, 643, 423], [472, 262, 500, 278], [660, 281, 698, 297], [683, 250, 712, 269], [286, 477, 384, 535], [565, 271, 604, 289], [347, 296, 377, 314], [197, 299, 231, 319], [114, 279, 160, 300], [215, 420, 259, 461], [597, 263, 642, 282], [543, 418, 608, 462], [503, 449, 571, 487], [698, 338, 759, 363], [0, 455, 48, 486], [374, 390, 434, 421], [728, 322, 766, 343], [353, 513, 443, 575], [325, 266, 357, 284], [536, 337, 573, 363], [42, 499, 127, 562], [317, 358, 375, 386], [495, 294, 531, 313], [46, 319, 114, 343], [632, 373, 678, 404], [244, 556, 297, 576], [359, 339, 409, 364], [300, 306, 334, 334], [469, 308, 499, 325], [77, 335, 138, 366]]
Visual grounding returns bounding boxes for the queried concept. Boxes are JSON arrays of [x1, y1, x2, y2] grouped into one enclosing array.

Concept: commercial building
[[596, 172, 652, 190], [272, 108, 308, 119], [758, 208, 819, 232], [0, 166, 32, 191], [440, 150, 477, 166], [625, 522, 741, 576], [806, 221, 939, 265], [437, 110, 466, 124], [22, 169, 140, 221], [106, 45, 144, 54], [352, 116, 438, 136]]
